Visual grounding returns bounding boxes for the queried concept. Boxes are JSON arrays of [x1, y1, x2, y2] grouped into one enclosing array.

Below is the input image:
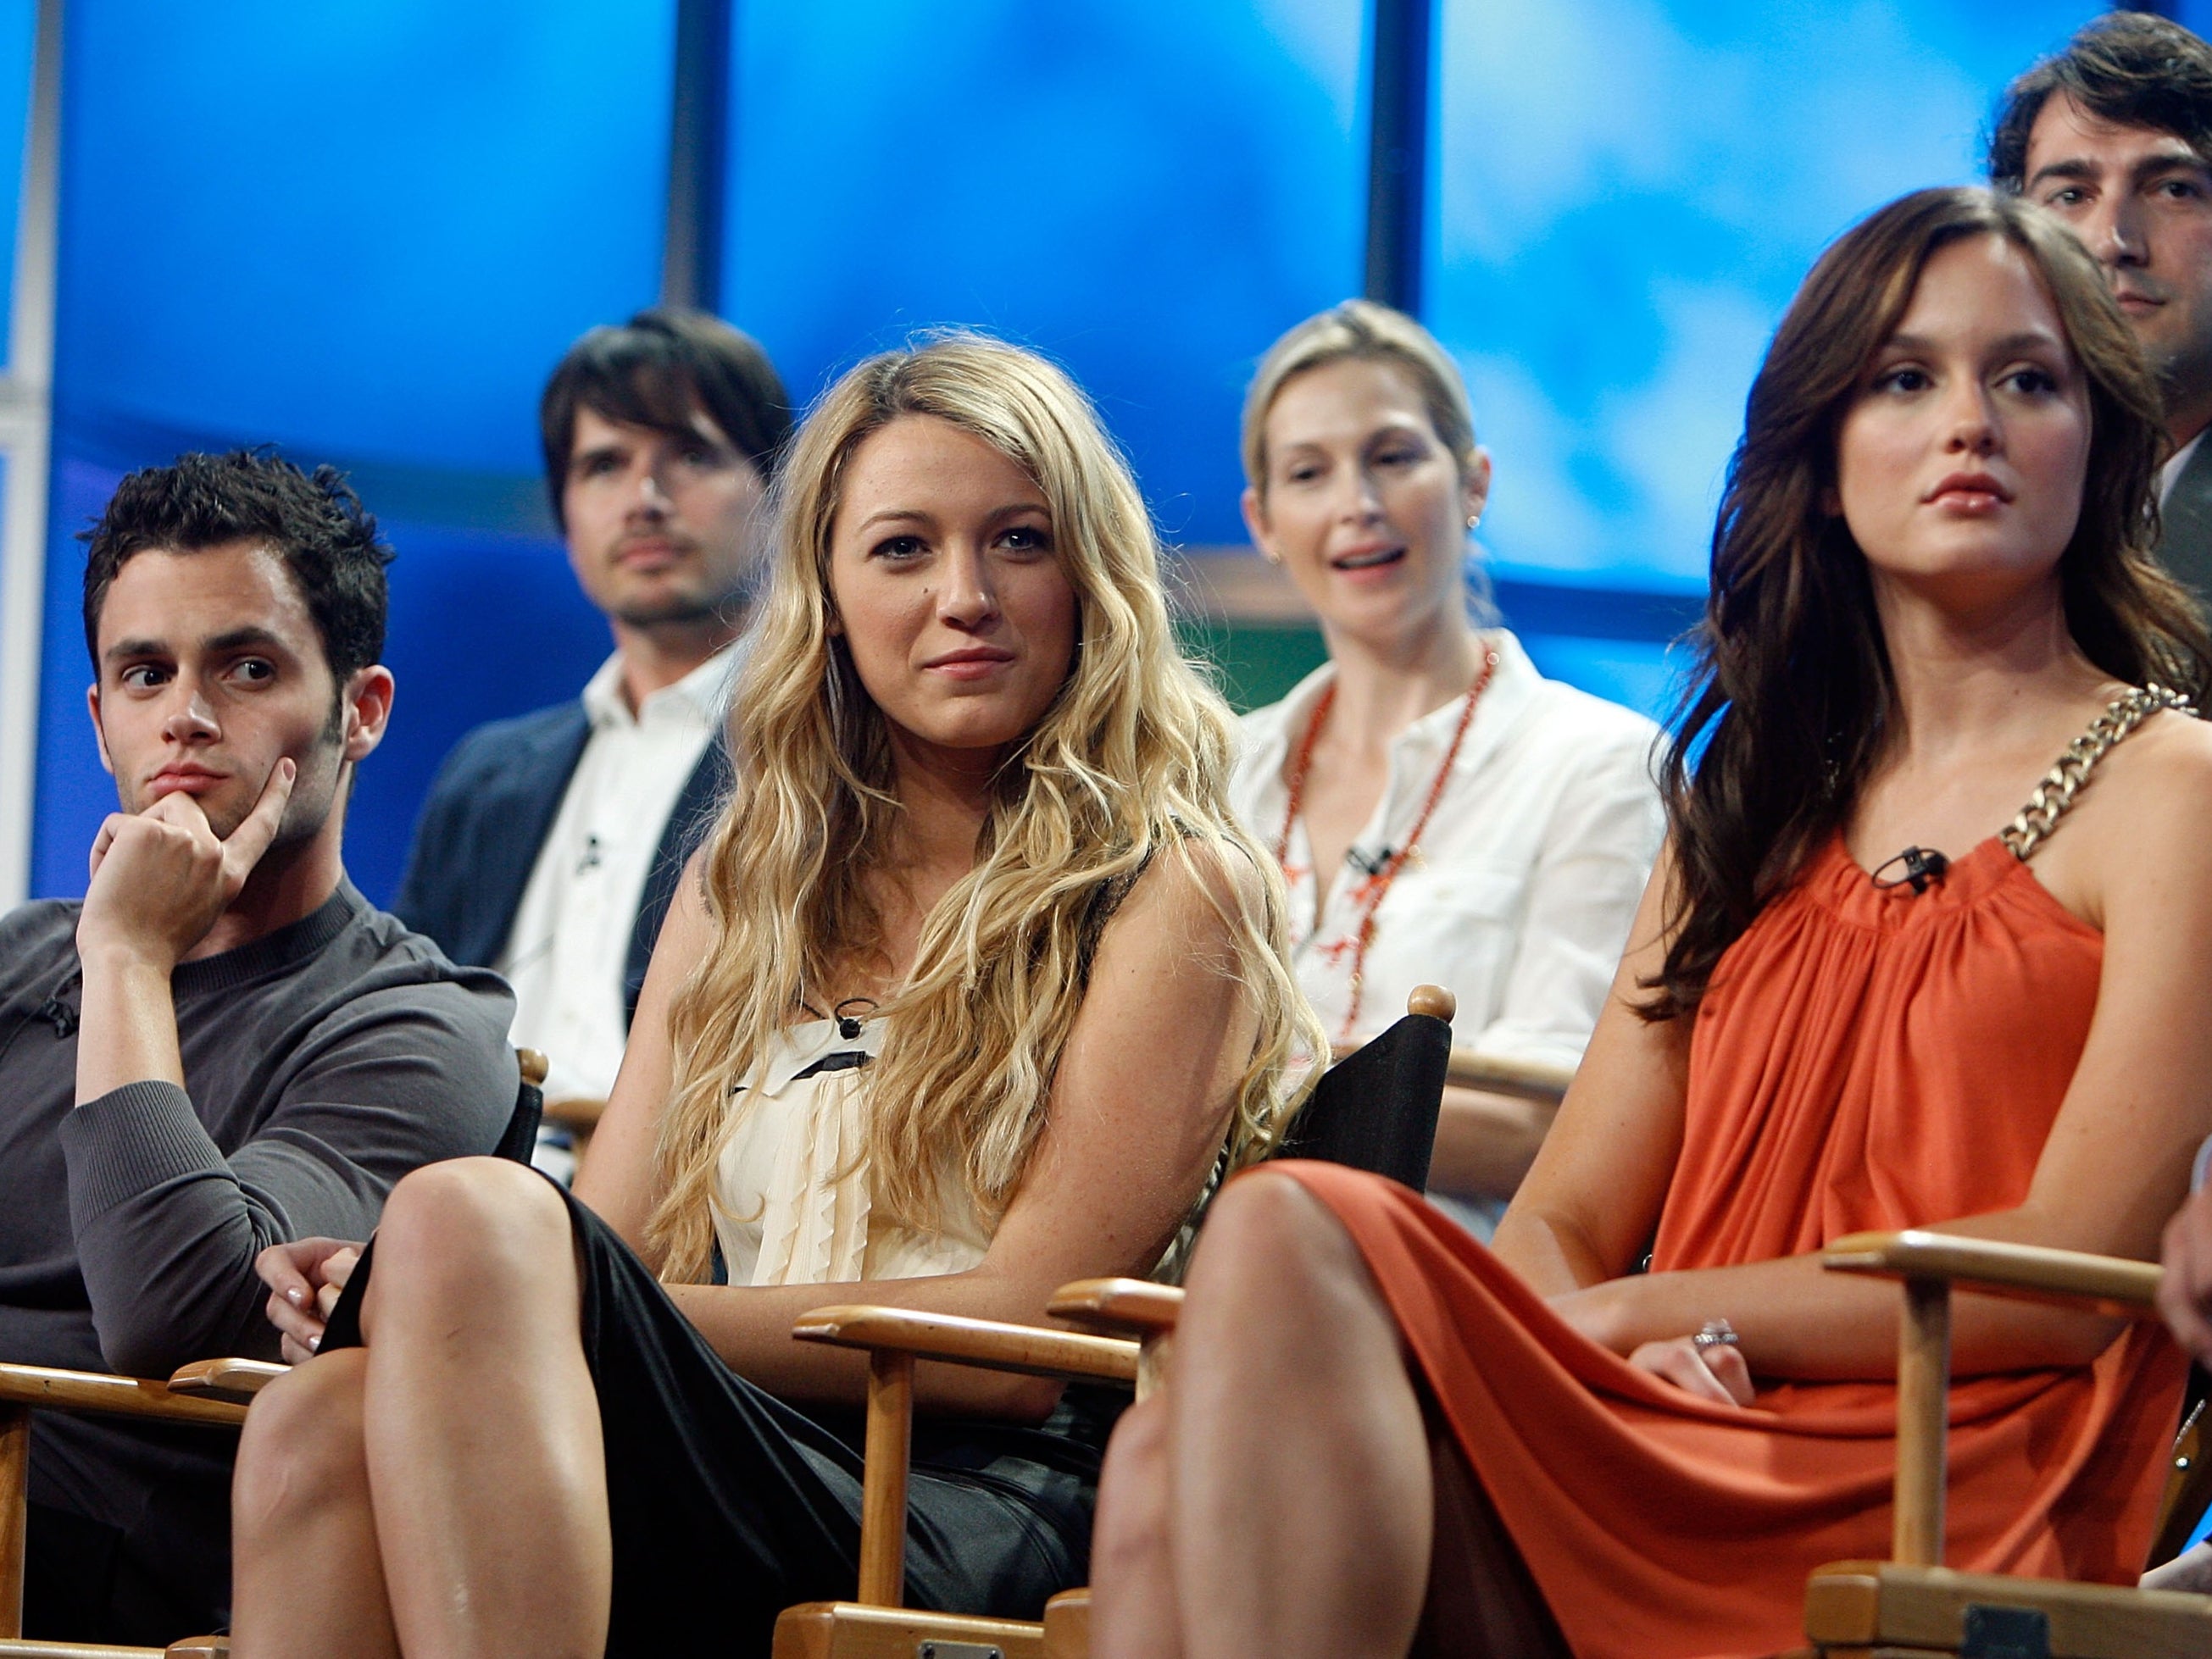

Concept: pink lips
[[614, 535, 690, 570], [147, 765, 224, 798], [923, 646, 1015, 681], [1329, 543, 1408, 583], [1926, 471, 2013, 513]]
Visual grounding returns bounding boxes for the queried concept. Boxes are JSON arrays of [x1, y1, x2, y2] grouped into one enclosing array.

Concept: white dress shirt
[[499, 648, 735, 1105], [2164, 430, 2207, 507], [1231, 633, 1665, 1229]]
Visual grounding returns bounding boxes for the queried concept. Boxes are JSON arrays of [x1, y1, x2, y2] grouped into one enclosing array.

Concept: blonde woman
[[1233, 301, 1663, 1233], [223, 336, 1321, 1659]]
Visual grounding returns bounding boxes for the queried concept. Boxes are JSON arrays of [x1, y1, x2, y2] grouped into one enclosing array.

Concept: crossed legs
[[1092, 1168, 1567, 1659], [230, 1158, 611, 1659]]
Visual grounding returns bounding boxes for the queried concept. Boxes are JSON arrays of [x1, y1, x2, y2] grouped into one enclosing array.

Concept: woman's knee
[[1187, 1168, 1363, 1304], [233, 1348, 370, 1540], [374, 1157, 571, 1294]]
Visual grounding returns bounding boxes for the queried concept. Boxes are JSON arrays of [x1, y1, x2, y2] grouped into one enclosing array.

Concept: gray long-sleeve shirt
[[0, 879, 515, 1631]]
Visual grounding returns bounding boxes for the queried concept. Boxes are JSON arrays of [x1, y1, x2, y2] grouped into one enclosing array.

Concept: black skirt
[[325, 1179, 1118, 1656]]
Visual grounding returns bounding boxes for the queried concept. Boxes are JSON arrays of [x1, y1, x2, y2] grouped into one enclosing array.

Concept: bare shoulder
[[2056, 707, 2212, 915], [2086, 706, 2212, 829], [1113, 833, 1266, 931]]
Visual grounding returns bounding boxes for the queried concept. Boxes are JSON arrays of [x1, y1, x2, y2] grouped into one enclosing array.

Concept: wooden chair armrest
[[792, 1306, 1138, 1386], [166, 1357, 289, 1405], [1047, 1277, 1185, 1337], [1444, 1049, 1575, 1103], [1326, 1044, 1575, 1105], [1824, 1229, 2161, 1317], [0, 1362, 247, 1427], [542, 1096, 606, 1132]]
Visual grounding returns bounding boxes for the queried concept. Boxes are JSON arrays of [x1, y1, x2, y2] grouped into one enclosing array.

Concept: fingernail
[[287, 1286, 304, 1305], [308, 1333, 320, 1351]]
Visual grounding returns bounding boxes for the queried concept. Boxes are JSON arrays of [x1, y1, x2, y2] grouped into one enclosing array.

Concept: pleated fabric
[[1282, 831, 2185, 1659]]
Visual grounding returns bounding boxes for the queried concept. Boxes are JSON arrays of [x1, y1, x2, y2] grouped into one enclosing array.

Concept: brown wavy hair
[[1646, 186, 2211, 1021]]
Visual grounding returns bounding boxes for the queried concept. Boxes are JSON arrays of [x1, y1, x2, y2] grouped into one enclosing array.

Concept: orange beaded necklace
[[1276, 646, 1499, 1041]]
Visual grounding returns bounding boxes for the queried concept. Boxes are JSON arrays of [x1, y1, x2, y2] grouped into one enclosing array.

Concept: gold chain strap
[[2000, 684, 2197, 862]]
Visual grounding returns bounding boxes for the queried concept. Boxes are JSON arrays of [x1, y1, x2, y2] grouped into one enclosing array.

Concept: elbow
[[924, 1366, 1065, 1425], [89, 1271, 270, 1380], [1957, 1307, 2131, 1378], [2044, 1312, 2133, 1371], [95, 1310, 203, 1382]]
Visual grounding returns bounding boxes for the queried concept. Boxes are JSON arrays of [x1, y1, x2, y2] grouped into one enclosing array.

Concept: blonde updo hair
[[646, 331, 1325, 1282], [1241, 299, 1479, 497]]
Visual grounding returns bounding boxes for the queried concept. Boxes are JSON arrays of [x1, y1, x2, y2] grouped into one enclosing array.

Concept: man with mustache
[[1993, 12, 2212, 608], [394, 310, 791, 1145], [0, 451, 517, 1642]]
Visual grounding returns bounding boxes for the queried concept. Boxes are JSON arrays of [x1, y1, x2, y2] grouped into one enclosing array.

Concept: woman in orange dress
[[1090, 186, 2212, 1659]]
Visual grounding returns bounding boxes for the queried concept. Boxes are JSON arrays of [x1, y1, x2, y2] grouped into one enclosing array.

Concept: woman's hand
[[1626, 1335, 1755, 1407], [1550, 1279, 1754, 1405], [257, 1237, 364, 1365]]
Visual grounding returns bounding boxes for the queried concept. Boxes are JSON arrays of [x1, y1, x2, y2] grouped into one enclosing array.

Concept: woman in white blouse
[[1231, 301, 1664, 1233]]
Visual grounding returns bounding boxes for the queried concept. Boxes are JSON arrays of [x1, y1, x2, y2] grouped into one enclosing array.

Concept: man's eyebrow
[[203, 625, 286, 654], [2026, 157, 2101, 190], [102, 635, 168, 663], [2132, 149, 2212, 184]]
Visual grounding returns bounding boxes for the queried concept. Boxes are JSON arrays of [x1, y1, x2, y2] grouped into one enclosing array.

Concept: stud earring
[[1466, 514, 1481, 530]]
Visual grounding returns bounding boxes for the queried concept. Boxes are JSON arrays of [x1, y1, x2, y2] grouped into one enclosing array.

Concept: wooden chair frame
[[773, 1280, 1174, 1658], [782, 1240, 2212, 1659], [772, 990, 1561, 1656], [1804, 1229, 2212, 1657], [0, 1050, 546, 1659]]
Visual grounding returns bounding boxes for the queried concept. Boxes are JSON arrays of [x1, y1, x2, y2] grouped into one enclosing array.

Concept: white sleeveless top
[[710, 1018, 989, 1286]]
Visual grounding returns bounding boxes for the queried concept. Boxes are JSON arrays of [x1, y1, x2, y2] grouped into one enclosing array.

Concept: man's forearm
[[75, 946, 186, 1104]]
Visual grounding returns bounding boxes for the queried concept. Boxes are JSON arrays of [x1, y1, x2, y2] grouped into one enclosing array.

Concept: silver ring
[[1691, 1318, 1739, 1352]]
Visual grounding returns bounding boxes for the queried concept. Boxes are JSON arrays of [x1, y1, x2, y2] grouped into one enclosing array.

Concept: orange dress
[[1281, 830, 2185, 1659]]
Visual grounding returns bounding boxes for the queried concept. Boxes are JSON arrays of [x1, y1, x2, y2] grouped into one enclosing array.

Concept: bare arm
[[1499, 719, 2212, 1384], [580, 842, 1264, 1417]]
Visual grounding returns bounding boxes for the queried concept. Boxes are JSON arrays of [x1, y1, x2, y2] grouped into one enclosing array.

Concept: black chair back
[[491, 1047, 547, 1165], [1275, 999, 1453, 1190]]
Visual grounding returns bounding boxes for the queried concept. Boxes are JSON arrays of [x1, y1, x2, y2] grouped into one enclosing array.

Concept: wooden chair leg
[[855, 1350, 913, 1607], [0, 1402, 25, 1640], [1892, 1277, 1950, 1568]]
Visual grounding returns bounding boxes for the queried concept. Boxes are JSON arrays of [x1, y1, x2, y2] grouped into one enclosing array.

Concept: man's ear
[[340, 666, 396, 763], [1241, 485, 1281, 564], [85, 685, 114, 776]]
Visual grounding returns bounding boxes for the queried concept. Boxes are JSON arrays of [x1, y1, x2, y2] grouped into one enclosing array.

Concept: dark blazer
[[392, 701, 731, 1023], [2161, 436, 2212, 614]]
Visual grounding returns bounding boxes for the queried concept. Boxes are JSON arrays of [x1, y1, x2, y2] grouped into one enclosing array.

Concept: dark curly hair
[[1988, 14, 2212, 193], [1645, 186, 2212, 1022], [81, 449, 394, 681]]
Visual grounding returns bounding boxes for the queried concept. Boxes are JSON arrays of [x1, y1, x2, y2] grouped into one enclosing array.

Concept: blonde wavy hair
[[646, 333, 1325, 1282]]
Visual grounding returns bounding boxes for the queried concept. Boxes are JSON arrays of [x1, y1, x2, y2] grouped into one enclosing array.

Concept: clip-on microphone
[[1870, 845, 1949, 895]]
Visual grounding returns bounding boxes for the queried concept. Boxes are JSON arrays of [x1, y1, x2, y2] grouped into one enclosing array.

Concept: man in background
[[0, 451, 516, 1642], [1992, 12, 2212, 606], [394, 310, 791, 1141]]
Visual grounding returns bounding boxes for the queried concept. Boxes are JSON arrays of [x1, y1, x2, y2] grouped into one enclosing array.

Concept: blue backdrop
[[13, 0, 2183, 903]]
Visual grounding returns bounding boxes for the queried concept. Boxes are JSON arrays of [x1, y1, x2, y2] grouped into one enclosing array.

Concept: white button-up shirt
[[1231, 631, 1665, 1068], [498, 647, 735, 1104]]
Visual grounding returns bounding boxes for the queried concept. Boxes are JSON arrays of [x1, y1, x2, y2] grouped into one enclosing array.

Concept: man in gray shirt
[[0, 451, 516, 1644]]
